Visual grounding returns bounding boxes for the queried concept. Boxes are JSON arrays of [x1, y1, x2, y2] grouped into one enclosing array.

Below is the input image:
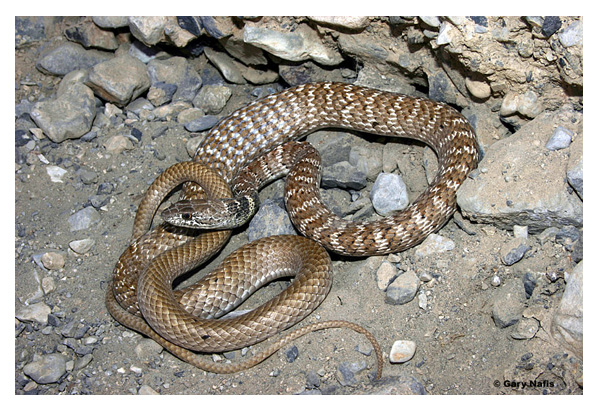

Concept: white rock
[[389, 340, 417, 363]]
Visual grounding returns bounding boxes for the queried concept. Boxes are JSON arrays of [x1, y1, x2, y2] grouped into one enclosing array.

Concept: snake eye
[[182, 213, 192, 220]]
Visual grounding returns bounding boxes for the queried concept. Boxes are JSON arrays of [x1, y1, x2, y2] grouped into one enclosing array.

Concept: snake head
[[161, 195, 258, 230]]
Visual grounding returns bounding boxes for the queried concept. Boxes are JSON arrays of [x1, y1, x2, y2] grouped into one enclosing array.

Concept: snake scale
[[107, 82, 479, 378]]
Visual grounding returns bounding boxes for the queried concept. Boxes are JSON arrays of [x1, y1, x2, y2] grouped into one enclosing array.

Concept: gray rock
[[500, 238, 531, 266], [128, 16, 167, 45], [336, 361, 367, 386], [31, 83, 97, 143], [349, 145, 383, 181], [551, 261, 583, 358], [64, 20, 119, 50], [309, 16, 370, 30], [204, 48, 246, 84], [491, 279, 526, 328], [15, 16, 46, 48], [306, 131, 353, 167], [135, 338, 164, 362], [193, 85, 232, 114], [247, 200, 296, 242], [147, 82, 178, 106], [510, 317, 539, 340], [184, 115, 220, 132], [558, 20, 583, 47], [285, 345, 299, 363], [35, 42, 111, 76], [147, 56, 203, 102], [321, 161, 367, 190], [92, 16, 129, 29], [15, 302, 52, 325], [414, 234, 455, 257], [219, 35, 268, 66], [23, 354, 68, 384], [243, 25, 343, 66], [369, 374, 427, 395], [385, 270, 420, 305], [370, 173, 409, 216], [457, 108, 583, 233], [86, 54, 151, 106], [419, 16, 441, 27], [545, 126, 573, 150], [68, 206, 101, 231]]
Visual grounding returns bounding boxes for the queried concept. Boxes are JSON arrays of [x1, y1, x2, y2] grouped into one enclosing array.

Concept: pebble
[[103, 135, 135, 154], [86, 54, 151, 105], [491, 279, 526, 328], [193, 85, 232, 114], [545, 126, 573, 150], [389, 340, 417, 363], [35, 42, 111, 76], [385, 270, 420, 305], [147, 56, 203, 103], [135, 338, 164, 362], [69, 238, 95, 255], [370, 173, 409, 216], [247, 200, 296, 242], [204, 48, 246, 84], [558, 20, 583, 47], [309, 16, 370, 30], [414, 234, 455, 257], [336, 361, 367, 386], [500, 238, 531, 266], [41, 252, 65, 270], [285, 345, 299, 363], [67, 206, 101, 231], [46, 166, 68, 183], [243, 25, 344, 66], [31, 83, 96, 143], [510, 317, 539, 340], [465, 78, 491, 100], [436, 22, 454, 45], [321, 161, 367, 190], [184, 115, 220, 132], [23, 354, 68, 384], [15, 301, 52, 325], [513, 225, 528, 239], [375, 260, 399, 291], [128, 16, 167, 45], [138, 385, 160, 395]]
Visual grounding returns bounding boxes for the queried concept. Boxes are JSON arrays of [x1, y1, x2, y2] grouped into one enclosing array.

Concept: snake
[[107, 82, 479, 378]]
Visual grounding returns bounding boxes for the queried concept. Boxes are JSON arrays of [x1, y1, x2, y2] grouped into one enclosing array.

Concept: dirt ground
[[14, 42, 582, 395]]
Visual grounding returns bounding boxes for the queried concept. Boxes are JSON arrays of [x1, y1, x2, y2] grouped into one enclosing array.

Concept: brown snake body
[[107, 82, 479, 377]]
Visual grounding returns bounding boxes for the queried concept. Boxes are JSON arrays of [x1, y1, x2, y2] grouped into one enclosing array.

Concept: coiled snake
[[106, 82, 479, 378]]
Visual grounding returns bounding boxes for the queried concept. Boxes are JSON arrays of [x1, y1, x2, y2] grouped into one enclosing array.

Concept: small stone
[[491, 275, 501, 287], [336, 361, 367, 386], [465, 78, 491, 100], [23, 354, 68, 384], [321, 161, 367, 190], [68, 206, 101, 231], [128, 16, 167, 45], [541, 16, 562, 37], [551, 261, 583, 358], [138, 385, 159, 395], [545, 126, 573, 151], [69, 239, 95, 255], [204, 47, 246, 84], [491, 279, 527, 328], [558, 20, 583, 47], [510, 317, 539, 340], [247, 200, 296, 242], [376, 260, 398, 291], [41, 276, 56, 294], [135, 338, 164, 362], [370, 173, 409, 216], [501, 238, 531, 266], [285, 345, 299, 363], [103, 135, 134, 154], [177, 107, 205, 124], [419, 16, 441, 27], [389, 340, 417, 363], [513, 225, 528, 239], [16, 302, 52, 325], [436, 22, 453, 45], [41, 252, 65, 270], [193, 85, 232, 114], [309, 16, 370, 30], [46, 166, 67, 183], [385, 270, 420, 305], [414, 234, 455, 257], [417, 291, 428, 309], [184, 115, 220, 132]]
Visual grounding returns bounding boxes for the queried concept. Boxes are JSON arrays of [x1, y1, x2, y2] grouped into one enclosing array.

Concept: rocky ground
[[15, 16, 583, 395]]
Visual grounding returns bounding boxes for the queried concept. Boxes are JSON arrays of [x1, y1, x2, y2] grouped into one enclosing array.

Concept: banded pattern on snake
[[107, 82, 479, 377]]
